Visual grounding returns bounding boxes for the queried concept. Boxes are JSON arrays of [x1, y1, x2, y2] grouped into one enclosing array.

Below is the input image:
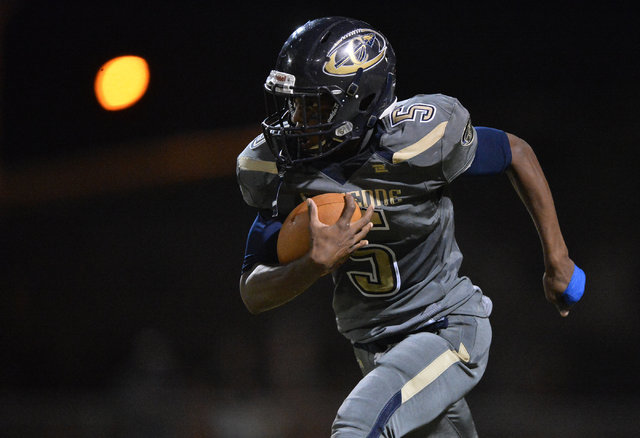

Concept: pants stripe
[[366, 391, 402, 438], [364, 343, 470, 437], [401, 343, 469, 403]]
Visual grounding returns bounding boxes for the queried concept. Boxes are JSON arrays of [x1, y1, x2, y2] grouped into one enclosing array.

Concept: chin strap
[[358, 127, 375, 153], [364, 71, 396, 129], [271, 168, 286, 218]]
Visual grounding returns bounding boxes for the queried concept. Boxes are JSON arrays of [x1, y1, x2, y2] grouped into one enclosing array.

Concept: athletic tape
[[562, 264, 586, 305]]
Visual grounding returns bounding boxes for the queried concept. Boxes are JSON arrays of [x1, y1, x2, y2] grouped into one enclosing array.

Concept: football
[[277, 193, 362, 264]]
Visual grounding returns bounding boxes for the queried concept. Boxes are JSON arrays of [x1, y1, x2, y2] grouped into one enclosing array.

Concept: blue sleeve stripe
[[464, 127, 512, 176], [241, 213, 282, 273]]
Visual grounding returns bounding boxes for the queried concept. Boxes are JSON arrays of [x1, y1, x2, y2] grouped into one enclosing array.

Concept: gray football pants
[[331, 314, 492, 437]]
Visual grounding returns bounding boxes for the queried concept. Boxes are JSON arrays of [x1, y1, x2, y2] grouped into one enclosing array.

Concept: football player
[[236, 16, 585, 437]]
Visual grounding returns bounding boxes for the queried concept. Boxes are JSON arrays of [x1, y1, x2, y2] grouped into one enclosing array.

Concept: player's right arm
[[239, 194, 373, 314], [240, 256, 325, 314]]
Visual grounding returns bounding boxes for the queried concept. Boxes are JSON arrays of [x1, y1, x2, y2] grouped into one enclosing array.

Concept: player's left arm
[[505, 133, 579, 316], [464, 127, 584, 317]]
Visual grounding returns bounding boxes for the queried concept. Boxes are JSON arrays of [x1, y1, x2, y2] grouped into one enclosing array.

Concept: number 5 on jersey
[[347, 244, 401, 297]]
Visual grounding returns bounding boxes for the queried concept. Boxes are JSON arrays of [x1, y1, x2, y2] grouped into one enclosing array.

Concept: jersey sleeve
[[241, 211, 282, 273], [379, 94, 478, 186], [440, 97, 478, 183], [463, 127, 511, 176], [236, 134, 280, 210]]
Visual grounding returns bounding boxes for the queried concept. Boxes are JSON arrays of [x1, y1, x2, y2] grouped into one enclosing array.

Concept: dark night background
[[0, 1, 638, 437]]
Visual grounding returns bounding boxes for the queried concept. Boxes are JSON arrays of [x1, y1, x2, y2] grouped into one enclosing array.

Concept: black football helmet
[[262, 17, 396, 168]]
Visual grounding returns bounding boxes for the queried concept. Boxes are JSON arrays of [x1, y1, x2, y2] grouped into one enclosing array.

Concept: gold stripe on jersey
[[400, 343, 470, 404], [392, 121, 448, 164], [237, 156, 278, 174]]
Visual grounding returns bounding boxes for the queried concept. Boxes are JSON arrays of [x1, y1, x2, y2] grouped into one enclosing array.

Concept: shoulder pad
[[380, 94, 477, 181], [236, 134, 280, 209]]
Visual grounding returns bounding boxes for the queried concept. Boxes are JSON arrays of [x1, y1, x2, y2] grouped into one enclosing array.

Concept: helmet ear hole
[[359, 93, 376, 112]]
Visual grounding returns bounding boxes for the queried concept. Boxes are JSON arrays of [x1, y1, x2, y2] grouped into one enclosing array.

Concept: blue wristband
[[562, 264, 586, 305]]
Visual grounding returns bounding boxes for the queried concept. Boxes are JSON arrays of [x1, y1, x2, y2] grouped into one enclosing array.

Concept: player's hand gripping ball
[[277, 193, 362, 264]]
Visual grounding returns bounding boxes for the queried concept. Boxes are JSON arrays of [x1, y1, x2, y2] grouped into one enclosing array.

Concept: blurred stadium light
[[95, 55, 150, 111]]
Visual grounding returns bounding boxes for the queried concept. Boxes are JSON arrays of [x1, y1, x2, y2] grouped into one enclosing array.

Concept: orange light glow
[[95, 55, 149, 111]]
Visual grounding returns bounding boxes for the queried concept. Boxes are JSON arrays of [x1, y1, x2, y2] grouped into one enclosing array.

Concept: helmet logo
[[323, 29, 387, 76]]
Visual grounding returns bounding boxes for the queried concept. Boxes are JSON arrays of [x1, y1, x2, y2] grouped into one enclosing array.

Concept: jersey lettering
[[347, 188, 402, 207], [299, 189, 402, 208]]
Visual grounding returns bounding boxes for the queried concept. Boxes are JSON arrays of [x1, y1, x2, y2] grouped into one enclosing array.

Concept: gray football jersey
[[237, 94, 489, 344]]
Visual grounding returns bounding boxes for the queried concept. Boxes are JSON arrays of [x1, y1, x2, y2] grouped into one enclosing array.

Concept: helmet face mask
[[261, 17, 396, 168], [262, 72, 347, 164]]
